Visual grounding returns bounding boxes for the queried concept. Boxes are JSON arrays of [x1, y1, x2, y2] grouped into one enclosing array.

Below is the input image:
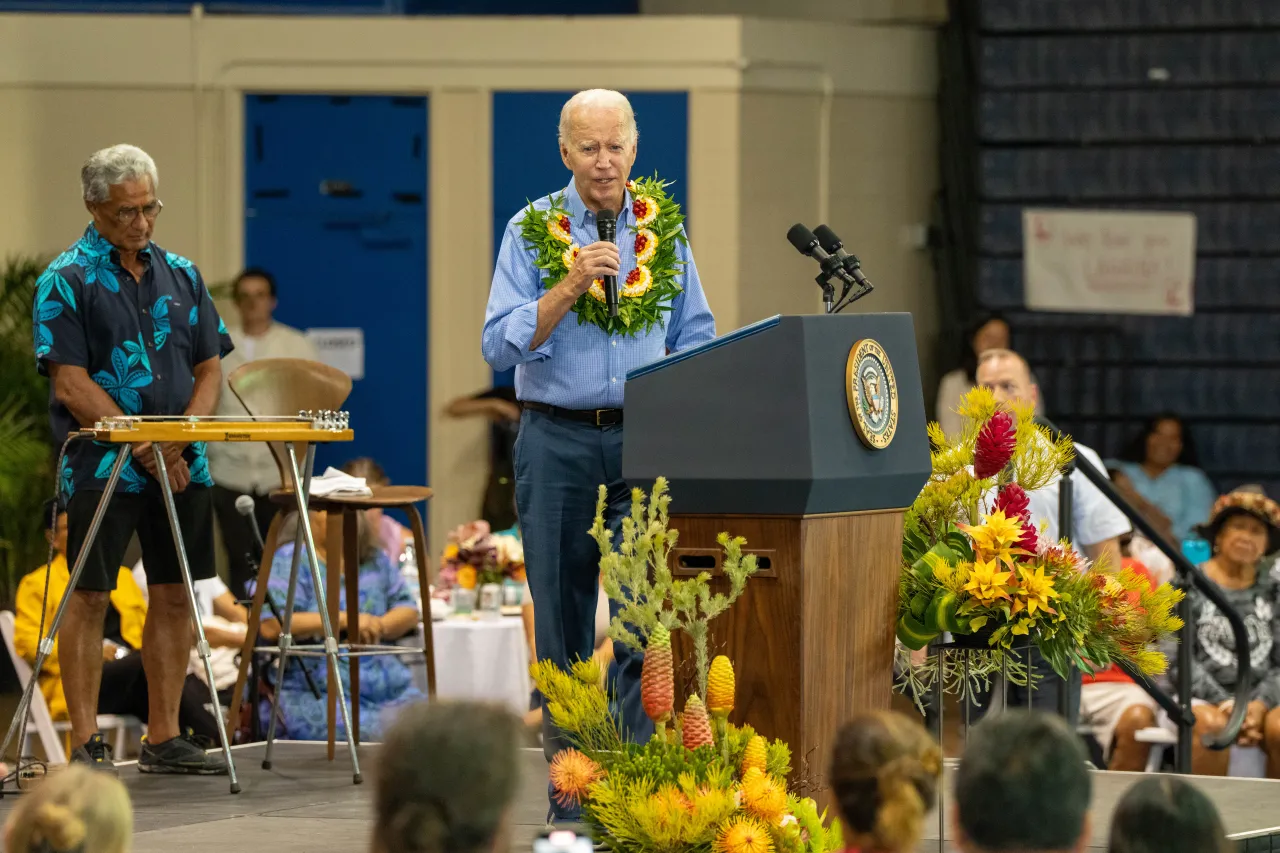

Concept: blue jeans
[[514, 410, 654, 820]]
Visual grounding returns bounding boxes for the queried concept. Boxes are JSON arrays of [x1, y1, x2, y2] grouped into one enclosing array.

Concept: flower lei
[[518, 175, 686, 337]]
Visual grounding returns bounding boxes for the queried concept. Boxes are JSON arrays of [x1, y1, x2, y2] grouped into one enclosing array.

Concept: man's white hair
[[558, 89, 638, 148], [81, 144, 158, 203]]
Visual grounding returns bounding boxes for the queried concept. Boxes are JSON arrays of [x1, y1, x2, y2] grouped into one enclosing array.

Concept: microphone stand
[[244, 550, 323, 702]]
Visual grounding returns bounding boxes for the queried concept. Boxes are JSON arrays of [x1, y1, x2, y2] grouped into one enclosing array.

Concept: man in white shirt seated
[[974, 349, 1130, 721], [206, 268, 317, 596]]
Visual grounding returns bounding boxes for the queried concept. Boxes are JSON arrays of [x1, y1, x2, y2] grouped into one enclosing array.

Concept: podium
[[624, 313, 929, 790]]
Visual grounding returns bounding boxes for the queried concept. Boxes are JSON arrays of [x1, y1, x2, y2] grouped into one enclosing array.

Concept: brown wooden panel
[[799, 509, 903, 804], [669, 515, 804, 752]]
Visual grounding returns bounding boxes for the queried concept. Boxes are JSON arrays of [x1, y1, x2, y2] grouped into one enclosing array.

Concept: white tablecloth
[[402, 616, 531, 716]]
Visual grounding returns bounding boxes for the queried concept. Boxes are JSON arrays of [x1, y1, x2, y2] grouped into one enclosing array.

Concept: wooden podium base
[[670, 508, 904, 804]]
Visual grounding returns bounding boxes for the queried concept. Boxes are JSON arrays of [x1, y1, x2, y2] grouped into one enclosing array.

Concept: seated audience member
[[342, 457, 413, 564], [373, 701, 522, 853], [1176, 490, 1280, 777], [955, 711, 1092, 853], [1108, 467, 1177, 550], [255, 510, 422, 740], [444, 385, 520, 531], [4, 765, 131, 853], [1108, 776, 1229, 853], [1079, 547, 1160, 771], [133, 561, 248, 699], [16, 504, 221, 746], [830, 711, 942, 853], [935, 313, 1011, 439], [1113, 414, 1216, 544]]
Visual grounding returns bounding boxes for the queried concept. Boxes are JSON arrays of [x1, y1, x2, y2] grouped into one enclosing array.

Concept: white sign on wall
[[306, 328, 365, 380], [1022, 209, 1196, 316]]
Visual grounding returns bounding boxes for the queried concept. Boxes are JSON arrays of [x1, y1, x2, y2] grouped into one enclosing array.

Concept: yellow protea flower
[[740, 767, 787, 825], [741, 734, 767, 776], [962, 557, 1012, 605], [622, 265, 654, 298], [1011, 563, 1059, 618], [549, 749, 604, 808], [632, 195, 659, 227], [561, 243, 581, 269], [548, 212, 573, 244], [707, 656, 735, 717], [961, 510, 1024, 567], [587, 278, 606, 302], [713, 816, 774, 853], [634, 227, 659, 264]]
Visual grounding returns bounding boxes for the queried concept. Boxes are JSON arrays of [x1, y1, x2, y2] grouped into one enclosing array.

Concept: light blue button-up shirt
[[482, 179, 716, 409]]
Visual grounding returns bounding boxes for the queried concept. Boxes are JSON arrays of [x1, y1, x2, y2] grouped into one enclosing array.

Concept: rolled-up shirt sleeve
[[482, 218, 555, 372], [663, 227, 716, 354]]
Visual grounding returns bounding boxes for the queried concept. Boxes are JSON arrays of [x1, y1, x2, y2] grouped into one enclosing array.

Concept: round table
[[402, 615, 531, 716]]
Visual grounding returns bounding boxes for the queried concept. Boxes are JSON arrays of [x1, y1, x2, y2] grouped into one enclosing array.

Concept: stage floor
[[0, 744, 1275, 852]]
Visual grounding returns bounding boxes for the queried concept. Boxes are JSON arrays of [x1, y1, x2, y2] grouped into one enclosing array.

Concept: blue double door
[[244, 94, 428, 488]]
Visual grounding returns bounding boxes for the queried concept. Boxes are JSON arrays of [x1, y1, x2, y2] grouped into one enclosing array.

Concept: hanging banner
[[306, 328, 365, 379], [1022, 209, 1196, 315]]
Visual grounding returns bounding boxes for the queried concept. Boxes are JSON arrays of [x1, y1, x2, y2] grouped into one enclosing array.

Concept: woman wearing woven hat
[[1179, 490, 1280, 777]]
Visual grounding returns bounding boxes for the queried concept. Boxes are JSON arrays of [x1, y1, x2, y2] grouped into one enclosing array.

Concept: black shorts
[[66, 484, 216, 592]]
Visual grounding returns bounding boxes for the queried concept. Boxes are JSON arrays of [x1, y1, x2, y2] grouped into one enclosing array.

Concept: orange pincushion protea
[[561, 244, 581, 269], [549, 749, 604, 808], [706, 656, 735, 717], [621, 266, 653, 298], [682, 695, 714, 750], [741, 735, 767, 776], [713, 816, 774, 853], [740, 767, 787, 825], [631, 195, 659, 227], [641, 624, 674, 724], [548, 213, 573, 244], [634, 228, 658, 264]]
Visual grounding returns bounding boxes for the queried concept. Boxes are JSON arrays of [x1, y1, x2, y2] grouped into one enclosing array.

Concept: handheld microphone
[[234, 494, 266, 554], [597, 208, 619, 318], [813, 224, 874, 292]]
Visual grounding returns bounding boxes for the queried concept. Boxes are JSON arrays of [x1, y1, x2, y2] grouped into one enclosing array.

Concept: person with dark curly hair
[[830, 711, 942, 853]]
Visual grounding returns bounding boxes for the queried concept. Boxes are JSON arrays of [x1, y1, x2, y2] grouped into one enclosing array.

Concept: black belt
[[522, 401, 623, 427]]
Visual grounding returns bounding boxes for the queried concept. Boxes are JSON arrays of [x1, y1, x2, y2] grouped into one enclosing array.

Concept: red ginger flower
[[1015, 521, 1039, 557], [974, 411, 1017, 479], [994, 483, 1031, 524]]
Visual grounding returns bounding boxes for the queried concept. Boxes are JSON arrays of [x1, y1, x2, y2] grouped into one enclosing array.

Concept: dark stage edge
[[0, 745, 1275, 852]]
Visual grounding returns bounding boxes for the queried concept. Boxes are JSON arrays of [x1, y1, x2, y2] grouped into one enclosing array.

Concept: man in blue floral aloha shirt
[[32, 144, 234, 776]]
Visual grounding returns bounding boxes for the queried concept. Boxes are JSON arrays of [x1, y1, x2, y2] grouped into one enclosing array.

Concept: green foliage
[[765, 738, 792, 779], [594, 477, 758, 699], [0, 255, 55, 607]]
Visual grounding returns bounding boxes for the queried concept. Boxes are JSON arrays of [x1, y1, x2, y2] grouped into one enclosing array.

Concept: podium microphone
[[597, 208, 619, 318], [234, 494, 265, 555], [813, 224, 874, 296], [787, 223, 855, 313]]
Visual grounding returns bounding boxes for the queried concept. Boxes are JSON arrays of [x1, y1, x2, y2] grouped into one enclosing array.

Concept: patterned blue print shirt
[[33, 223, 235, 497], [482, 180, 716, 409]]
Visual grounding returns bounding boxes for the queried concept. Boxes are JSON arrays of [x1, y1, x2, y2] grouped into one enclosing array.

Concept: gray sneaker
[[138, 730, 228, 775], [70, 732, 119, 776]]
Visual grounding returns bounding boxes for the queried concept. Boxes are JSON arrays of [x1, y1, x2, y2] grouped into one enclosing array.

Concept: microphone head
[[234, 494, 256, 517], [596, 207, 616, 241], [813, 224, 843, 254], [786, 224, 819, 256]]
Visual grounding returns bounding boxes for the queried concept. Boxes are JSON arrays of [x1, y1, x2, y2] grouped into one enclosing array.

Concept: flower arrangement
[[518, 175, 687, 337], [532, 479, 843, 853], [897, 388, 1184, 700], [435, 520, 525, 595]]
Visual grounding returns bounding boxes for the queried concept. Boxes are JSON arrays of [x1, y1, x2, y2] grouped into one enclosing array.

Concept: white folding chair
[[0, 611, 142, 763]]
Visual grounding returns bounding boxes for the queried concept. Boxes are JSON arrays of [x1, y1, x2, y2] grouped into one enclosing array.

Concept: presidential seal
[[846, 338, 898, 449]]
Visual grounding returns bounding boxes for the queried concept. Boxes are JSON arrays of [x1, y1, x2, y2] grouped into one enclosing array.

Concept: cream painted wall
[[0, 10, 939, 556], [643, 0, 946, 25]]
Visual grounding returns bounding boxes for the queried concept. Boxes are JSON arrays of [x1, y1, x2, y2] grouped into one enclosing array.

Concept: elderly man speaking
[[33, 144, 233, 775], [483, 89, 715, 820]]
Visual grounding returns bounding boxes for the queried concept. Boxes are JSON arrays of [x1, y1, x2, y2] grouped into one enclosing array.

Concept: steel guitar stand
[[0, 413, 357, 794]]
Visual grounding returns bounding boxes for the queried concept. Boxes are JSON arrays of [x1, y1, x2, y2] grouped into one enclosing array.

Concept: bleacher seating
[[936, 0, 1280, 496]]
